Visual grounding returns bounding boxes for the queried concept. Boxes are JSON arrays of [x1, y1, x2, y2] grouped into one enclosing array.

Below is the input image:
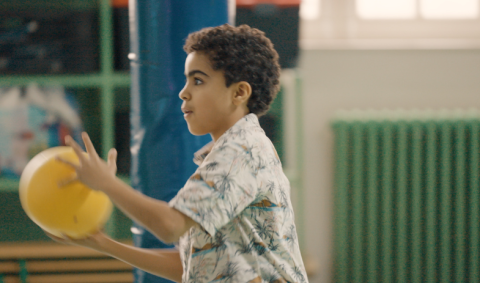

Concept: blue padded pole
[[129, 0, 228, 282]]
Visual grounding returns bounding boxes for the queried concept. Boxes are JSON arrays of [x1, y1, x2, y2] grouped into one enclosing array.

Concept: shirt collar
[[193, 113, 259, 165]]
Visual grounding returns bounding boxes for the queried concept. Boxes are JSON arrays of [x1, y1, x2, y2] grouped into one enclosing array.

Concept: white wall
[[298, 49, 480, 283]]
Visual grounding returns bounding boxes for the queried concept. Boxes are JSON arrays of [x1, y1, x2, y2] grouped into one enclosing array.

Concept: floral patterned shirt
[[169, 113, 308, 283]]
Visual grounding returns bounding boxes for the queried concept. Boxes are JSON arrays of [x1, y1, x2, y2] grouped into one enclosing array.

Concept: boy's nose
[[179, 87, 189, 100]]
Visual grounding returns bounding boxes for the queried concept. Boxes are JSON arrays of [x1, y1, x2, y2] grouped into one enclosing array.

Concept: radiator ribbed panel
[[332, 114, 480, 283]]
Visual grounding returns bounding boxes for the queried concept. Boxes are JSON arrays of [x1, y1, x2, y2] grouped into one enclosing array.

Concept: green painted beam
[[101, 83, 115, 159], [0, 175, 130, 193], [0, 178, 20, 192], [0, 0, 132, 243], [0, 0, 96, 10], [99, 0, 114, 76], [0, 73, 130, 87], [110, 72, 132, 86], [99, 0, 115, 159]]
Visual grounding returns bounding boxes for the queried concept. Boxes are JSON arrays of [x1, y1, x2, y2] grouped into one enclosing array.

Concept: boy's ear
[[232, 81, 252, 106]]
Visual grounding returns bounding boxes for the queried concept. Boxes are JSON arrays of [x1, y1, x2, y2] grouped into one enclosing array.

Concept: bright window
[[300, 0, 480, 48], [420, 0, 479, 19], [356, 0, 416, 19], [300, 0, 321, 20], [356, 0, 479, 19]]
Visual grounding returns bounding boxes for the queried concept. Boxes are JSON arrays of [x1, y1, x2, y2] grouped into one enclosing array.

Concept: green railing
[[332, 109, 480, 283], [0, 0, 131, 242]]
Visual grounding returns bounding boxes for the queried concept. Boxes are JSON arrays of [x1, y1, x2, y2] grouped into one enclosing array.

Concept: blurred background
[[1, 0, 480, 283]]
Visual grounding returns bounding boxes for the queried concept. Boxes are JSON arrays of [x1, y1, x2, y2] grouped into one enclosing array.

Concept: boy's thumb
[[107, 148, 117, 175], [108, 148, 117, 165]]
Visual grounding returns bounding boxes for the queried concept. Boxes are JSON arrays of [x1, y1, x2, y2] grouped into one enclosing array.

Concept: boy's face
[[179, 51, 240, 141]]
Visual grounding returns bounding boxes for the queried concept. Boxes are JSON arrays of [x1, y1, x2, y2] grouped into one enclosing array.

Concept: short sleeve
[[169, 141, 258, 236]]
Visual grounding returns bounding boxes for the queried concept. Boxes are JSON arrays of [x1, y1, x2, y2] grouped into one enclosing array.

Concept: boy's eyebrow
[[186, 70, 209, 78]]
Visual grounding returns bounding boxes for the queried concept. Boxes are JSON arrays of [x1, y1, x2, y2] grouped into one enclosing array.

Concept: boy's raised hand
[[57, 132, 117, 192]]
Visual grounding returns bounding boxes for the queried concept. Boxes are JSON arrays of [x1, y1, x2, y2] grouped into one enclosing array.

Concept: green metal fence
[[331, 110, 480, 283]]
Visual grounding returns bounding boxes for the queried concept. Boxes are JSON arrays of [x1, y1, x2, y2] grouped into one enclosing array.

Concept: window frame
[[300, 0, 480, 49]]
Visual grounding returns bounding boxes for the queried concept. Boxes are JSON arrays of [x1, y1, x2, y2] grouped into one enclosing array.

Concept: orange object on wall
[[112, 0, 128, 8], [236, 0, 300, 8]]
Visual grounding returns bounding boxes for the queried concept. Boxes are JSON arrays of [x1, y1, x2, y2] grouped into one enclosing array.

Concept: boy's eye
[[194, 78, 203, 85]]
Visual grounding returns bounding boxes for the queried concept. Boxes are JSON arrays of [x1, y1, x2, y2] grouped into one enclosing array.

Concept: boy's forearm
[[101, 238, 183, 282], [101, 176, 189, 243]]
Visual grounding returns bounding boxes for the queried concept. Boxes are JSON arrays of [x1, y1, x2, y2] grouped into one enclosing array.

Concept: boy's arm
[[101, 237, 183, 282], [46, 232, 183, 282], [103, 176, 197, 244], [58, 133, 197, 244]]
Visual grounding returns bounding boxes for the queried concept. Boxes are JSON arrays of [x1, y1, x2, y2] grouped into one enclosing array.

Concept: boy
[[52, 24, 308, 283]]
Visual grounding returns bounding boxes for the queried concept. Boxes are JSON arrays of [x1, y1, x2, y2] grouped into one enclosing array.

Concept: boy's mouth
[[181, 108, 193, 117]]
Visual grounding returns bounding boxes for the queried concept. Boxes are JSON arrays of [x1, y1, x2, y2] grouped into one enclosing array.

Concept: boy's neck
[[210, 109, 250, 142]]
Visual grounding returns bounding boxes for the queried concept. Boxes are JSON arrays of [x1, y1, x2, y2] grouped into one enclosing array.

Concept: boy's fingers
[[65, 136, 86, 162], [57, 174, 79, 188], [43, 230, 56, 239], [108, 148, 118, 174], [44, 231, 66, 243], [108, 148, 117, 163], [56, 156, 79, 170], [82, 132, 98, 157], [61, 233, 75, 241]]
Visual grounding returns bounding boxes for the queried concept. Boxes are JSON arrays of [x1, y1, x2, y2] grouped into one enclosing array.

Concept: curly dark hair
[[184, 24, 280, 116]]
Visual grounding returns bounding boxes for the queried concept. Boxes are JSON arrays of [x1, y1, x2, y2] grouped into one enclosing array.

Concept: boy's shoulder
[[194, 113, 272, 165], [216, 113, 269, 151]]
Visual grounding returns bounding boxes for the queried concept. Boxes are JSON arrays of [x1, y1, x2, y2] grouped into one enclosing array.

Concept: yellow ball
[[19, 146, 113, 239]]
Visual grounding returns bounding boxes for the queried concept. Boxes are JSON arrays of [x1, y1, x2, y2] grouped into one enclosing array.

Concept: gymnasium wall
[[298, 48, 480, 283]]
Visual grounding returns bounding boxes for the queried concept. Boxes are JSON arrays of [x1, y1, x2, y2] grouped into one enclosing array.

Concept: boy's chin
[[187, 125, 207, 136]]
